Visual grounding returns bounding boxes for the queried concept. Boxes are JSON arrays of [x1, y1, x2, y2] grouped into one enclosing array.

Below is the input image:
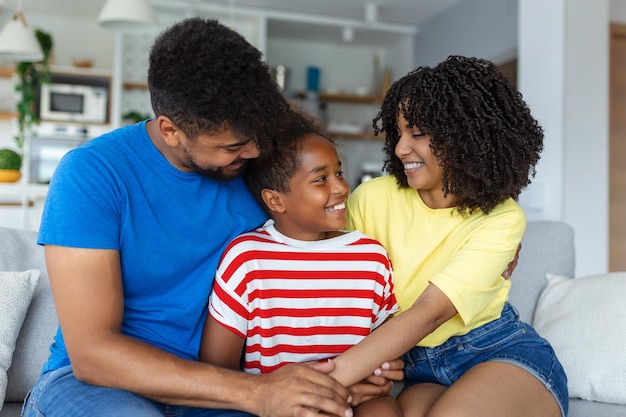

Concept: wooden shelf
[[123, 81, 148, 90], [328, 131, 384, 141], [0, 111, 17, 120], [297, 91, 382, 104], [318, 92, 382, 104], [0, 67, 14, 78]]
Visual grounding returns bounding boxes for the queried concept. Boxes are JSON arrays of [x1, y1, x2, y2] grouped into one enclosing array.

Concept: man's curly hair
[[244, 110, 330, 214], [148, 18, 289, 151], [374, 55, 543, 215]]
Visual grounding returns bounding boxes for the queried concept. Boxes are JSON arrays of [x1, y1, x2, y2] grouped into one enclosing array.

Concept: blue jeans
[[401, 303, 568, 417], [22, 365, 256, 417]]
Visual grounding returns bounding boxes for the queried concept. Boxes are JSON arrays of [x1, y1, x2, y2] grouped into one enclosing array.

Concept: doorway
[[610, 23, 626, 270]]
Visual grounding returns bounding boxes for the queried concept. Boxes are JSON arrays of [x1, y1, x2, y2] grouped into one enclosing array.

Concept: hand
[[253, 361, 353, 417], [347, 360, 404, 406], [371, 359, 404, 382], [502, 243, 522, 280]]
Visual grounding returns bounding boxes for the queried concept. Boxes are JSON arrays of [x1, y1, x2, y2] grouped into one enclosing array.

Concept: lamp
[[97, 0, 158, 31], [0, 8, 43, 62]]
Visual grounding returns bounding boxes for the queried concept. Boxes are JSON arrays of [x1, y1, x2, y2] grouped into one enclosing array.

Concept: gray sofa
[[0, 222, 624, 416]]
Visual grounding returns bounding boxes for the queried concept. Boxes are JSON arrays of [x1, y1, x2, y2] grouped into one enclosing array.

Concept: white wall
[[517, 2, 565, 223], [519, 0, 609, 276], [413, 0, 518, 67], [611, 0, 626, 20], [25, 15, 114, 70], [267, 39, 386, 94], [562, 0, 609, 276]]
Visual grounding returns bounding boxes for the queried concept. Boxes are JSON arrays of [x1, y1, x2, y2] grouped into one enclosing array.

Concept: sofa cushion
[[0, 227, 57, 404], [0, 270, 40, 411], [533, 272, 626, 405]]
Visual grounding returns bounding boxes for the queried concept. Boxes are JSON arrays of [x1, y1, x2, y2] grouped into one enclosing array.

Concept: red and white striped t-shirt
[[209, 220, 398, 374]]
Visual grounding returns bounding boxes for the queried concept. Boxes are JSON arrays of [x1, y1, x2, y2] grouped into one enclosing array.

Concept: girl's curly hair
[[374, 55, 543, 215], [148, 18, 289, 152], [244, 109, 329, 214]]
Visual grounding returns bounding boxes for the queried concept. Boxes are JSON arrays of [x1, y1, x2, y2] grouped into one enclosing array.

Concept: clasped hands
[[346, 358, 404, 406]]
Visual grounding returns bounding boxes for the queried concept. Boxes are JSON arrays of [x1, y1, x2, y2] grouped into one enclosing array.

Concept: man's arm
[[46, 245, 352, 417]]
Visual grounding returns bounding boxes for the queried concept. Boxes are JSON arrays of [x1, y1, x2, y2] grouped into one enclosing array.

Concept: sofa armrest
[[507, 221, 575, 323]]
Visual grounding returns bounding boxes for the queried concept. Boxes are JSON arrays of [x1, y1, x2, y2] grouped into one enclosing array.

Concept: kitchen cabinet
[[315, 93, 383, 140], [265, 14, 414, 141], [0, 183, 48, 231], [113, 4, 415, 130]]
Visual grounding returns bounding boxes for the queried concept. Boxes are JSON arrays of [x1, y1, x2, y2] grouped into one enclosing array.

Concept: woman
[[330, 55, 568, 417]]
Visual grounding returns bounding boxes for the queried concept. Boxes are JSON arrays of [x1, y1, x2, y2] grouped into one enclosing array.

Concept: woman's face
[[394, 112, 452, 209]]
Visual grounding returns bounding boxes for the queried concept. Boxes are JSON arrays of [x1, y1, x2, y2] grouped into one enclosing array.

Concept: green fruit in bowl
[[0, 149, 22, 170]]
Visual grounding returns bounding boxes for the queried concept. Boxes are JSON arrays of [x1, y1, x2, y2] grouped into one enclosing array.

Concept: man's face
[[177, 130, 260, 181]]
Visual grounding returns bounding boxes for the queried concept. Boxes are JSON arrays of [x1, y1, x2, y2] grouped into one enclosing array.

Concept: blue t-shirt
[[38, 121, 268, 372]]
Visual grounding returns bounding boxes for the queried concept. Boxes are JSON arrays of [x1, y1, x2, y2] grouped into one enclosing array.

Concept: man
[[23, 18, 399, 417]]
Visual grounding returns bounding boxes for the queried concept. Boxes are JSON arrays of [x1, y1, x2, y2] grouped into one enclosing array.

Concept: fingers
[[348, 381, 393, 406], [373, 359, 404, 381], [380, 359, 405, 371], [350, 379, 392, 407], [308, 359, 336, 374], [253, 363, 353, 417], [503, 243, 522, 279]]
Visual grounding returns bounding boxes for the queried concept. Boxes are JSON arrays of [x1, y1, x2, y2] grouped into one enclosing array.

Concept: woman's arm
[[330, 283, 456, 387]]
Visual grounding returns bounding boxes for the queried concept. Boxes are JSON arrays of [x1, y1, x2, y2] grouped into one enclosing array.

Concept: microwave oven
[[39, 82, 109, 124]]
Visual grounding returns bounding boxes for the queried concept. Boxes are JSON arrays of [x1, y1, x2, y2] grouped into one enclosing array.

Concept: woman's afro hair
[[374, 55, 544, 215]]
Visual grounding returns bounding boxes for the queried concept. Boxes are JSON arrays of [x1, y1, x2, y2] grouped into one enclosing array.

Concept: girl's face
[[395, 112, 452, 209], [274, 134, 349, 241]]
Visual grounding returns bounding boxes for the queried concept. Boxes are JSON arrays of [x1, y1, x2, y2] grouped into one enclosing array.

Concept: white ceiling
[[2, 0, 464, 27]]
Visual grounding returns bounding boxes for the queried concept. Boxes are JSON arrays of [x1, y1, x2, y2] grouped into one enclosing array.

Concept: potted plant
[[0, 28, 53, 183], [0, 148, 23, 182], [14, 28, 54, 151]]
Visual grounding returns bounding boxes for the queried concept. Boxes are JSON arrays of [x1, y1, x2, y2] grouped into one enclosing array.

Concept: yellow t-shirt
[[346, 175, 525, 347]]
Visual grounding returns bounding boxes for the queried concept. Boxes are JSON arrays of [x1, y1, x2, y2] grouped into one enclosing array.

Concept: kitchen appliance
[[38, 72, 111, 124], [39, 82, 109, 124], [28, 123, 108, 184]]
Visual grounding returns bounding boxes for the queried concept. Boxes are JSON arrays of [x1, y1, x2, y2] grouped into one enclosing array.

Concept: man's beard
[[188, 158, 246, 182], [181, 144, 249, 182]]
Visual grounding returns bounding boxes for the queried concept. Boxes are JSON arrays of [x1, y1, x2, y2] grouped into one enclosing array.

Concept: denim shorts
[[22, 365, 256, 417], [401, 303, 568, 417]]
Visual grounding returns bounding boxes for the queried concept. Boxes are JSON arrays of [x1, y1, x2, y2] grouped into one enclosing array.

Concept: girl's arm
[[199, 315, 245, 370], [330, 283, 457, 387]]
